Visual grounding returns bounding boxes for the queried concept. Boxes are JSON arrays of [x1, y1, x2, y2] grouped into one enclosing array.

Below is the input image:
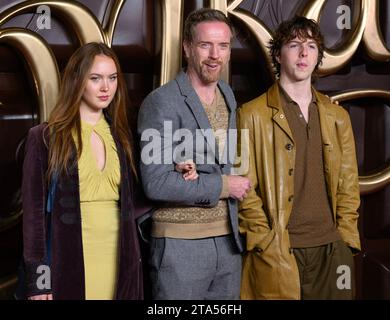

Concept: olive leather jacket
[[237, 83, 361, 299]]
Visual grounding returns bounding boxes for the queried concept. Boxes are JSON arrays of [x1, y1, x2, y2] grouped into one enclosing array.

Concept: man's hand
[[226, 175, 251, 201]]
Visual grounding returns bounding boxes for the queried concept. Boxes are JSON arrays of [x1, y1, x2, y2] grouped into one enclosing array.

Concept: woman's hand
[[28, 294, 53, 300], [175, 160, 199, 181]]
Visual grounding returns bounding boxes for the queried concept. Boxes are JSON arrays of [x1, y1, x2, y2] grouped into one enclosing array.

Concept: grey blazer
[[137, 70, 243, 253]]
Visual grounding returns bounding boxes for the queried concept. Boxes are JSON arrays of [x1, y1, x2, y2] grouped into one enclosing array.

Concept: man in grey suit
[[137, 8, 251, 300]]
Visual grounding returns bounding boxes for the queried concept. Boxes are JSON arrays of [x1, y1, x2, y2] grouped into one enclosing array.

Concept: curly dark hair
[[269, 16, 325, 78]]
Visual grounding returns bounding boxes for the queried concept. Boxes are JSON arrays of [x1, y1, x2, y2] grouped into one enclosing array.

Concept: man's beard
[[199, 59, 224, 83]]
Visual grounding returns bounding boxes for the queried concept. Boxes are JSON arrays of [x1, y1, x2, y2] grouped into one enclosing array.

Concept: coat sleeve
[[237, 106, 275, 252], [22, 127, 52, 297], [335, 108, 361, 252], [137, 90, 223, 207]]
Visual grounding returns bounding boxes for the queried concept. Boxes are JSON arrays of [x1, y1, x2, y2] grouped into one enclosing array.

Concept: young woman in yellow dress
[[22, 42, 144, 300]]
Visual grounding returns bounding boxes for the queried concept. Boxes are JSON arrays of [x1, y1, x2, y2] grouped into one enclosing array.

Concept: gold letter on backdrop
[[159, 0, 184, 86], [0, 0, 125, 120], [302, 0, 390, 75], [0, 28, 60, 121], [211, 0, 390, 76], [210, 0, 274, 81], [362, 0, 390, 62]]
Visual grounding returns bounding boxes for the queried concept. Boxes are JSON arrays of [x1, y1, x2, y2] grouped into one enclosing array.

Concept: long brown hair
[[45, 42, 136, 181]]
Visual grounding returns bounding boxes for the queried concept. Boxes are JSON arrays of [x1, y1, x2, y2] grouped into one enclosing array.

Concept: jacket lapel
[[315, 92, 335, 148], [268, 83, 294, 142], [175, 71, 219, 162], [218, 81, 237, 166], [218, 81, 234, 113]]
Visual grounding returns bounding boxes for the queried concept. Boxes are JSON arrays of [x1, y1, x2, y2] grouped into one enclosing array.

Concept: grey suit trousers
[[149, 235, 242, 300]]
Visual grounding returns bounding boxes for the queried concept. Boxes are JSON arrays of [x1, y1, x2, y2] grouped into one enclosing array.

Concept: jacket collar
[[267, 82, 336, 146], [175, 70, 213, 132], [267, 83, 294, 141]]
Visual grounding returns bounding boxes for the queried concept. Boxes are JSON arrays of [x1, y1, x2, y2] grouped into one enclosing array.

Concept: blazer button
[[285, 143, 293, 151], [288, 195, 294, 202], [289, 168, 294, 176]]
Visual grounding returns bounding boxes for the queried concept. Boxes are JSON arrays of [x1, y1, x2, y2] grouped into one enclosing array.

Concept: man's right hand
[[226, 175, 251, 201]]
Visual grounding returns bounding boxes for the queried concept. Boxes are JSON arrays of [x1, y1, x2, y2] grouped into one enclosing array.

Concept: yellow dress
[[77, 117, 121, 300]]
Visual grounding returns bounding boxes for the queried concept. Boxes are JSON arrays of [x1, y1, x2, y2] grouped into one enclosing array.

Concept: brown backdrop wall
[[0, 0, 389, 299]]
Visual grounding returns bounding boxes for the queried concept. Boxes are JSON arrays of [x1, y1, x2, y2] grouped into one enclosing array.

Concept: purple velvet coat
[[22, 122, 145, 300]]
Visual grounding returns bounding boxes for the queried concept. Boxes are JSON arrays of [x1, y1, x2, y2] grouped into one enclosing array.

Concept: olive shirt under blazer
[[237, 83, 361, 299], [22, 120, 144, 299]]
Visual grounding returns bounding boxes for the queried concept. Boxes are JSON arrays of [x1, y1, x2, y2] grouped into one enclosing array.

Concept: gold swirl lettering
[[330, 89, 390, 194]]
